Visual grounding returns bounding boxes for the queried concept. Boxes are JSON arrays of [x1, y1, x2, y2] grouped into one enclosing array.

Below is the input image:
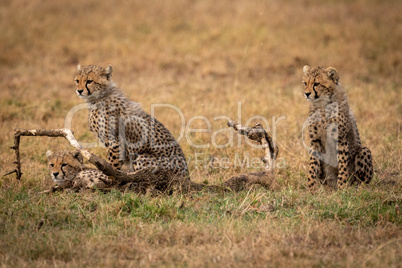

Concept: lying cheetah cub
[[302, 66, 373, 190], [46, 150, 111, 190], [74, 65, 189, 180]]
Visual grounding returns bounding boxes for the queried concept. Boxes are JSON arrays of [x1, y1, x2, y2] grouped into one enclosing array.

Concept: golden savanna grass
[[0, 0, 401, 267]]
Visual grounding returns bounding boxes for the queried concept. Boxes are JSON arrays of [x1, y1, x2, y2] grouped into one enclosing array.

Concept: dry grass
[[0, 0, 401, 267]]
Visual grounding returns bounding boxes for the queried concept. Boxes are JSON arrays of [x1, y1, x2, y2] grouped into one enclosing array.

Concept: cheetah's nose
[[77, 89, 84, 95], [53, 172, 59, 177], [304, 92, 311, 98]]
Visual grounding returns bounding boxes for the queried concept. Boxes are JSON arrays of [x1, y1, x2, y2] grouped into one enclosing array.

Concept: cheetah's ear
[[77, 64, 82, 72], [104, 65, 113, 80], [46, 150, 53, 158], [325, 67, 339, 84], [303, 65, 311, 75], [73, 150, 84, 163]]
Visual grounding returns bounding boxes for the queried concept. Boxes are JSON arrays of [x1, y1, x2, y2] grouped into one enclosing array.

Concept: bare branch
[[227, 120, 278, 171], [224, 120, 280, 189]]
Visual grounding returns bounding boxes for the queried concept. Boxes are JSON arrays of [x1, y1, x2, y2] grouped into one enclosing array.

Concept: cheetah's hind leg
[[353, 147, 373, 184]]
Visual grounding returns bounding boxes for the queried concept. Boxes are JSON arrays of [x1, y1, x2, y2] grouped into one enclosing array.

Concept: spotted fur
[[74, 65, 189, 180], [302, 66, 373, 190]]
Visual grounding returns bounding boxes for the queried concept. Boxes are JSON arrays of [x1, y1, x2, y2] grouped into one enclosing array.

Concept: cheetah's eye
[[75, 79, 79, 84], [86, 80, 93, 85], [302, 81, 307, 86], [313, 82, 320, 88], [61, 163, 67, 167], [50, 163, 54, 167]]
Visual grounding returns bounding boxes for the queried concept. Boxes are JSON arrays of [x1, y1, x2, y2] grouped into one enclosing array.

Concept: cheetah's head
[[302, 65, 339, 106], [74, 65, 114, 102], [46, 150, 84, 186]]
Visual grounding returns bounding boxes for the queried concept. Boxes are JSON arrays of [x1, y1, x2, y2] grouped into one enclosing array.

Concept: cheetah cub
[[74, 65, 189, 179], [302, 66, 373, 190], [46, 150, 111, 190]]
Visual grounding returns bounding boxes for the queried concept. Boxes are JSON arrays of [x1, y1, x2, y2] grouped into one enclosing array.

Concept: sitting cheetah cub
[[74, 65, 189, 179], [302, 66, 373, 190], [46, 150, 111, 190]]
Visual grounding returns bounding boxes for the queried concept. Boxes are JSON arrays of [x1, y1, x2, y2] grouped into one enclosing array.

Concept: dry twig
[[224, 120, 280, 190], [227, 120, 278, 171]]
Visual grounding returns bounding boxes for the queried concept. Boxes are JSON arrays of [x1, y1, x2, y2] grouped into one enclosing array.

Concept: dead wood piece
[[226, 120, 280, 190], [2, 128, 88, 180], [227, 120, 279, 171]]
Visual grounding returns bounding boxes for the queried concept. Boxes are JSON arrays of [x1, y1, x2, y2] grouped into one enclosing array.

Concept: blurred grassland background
[[0, 0, 401, 267]]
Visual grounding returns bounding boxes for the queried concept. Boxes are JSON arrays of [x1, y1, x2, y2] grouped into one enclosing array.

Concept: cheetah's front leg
[[337, 141, 349, 189], [107, 140, 124, 170], [308, 140, 323, 189]]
